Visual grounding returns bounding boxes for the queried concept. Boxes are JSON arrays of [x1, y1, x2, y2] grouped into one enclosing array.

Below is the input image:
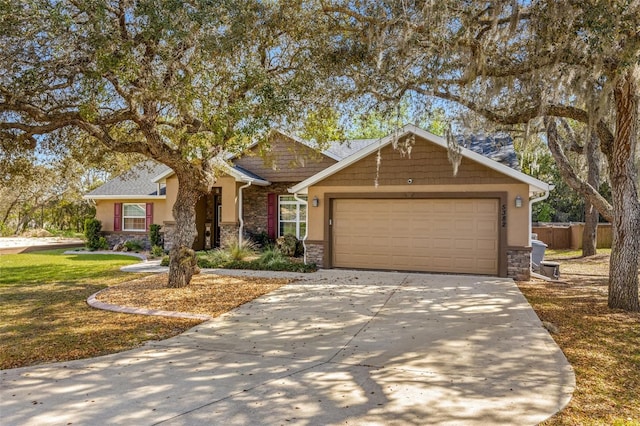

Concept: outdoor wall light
[[312, 196, 320, 207], [515, 195, 523, 208]]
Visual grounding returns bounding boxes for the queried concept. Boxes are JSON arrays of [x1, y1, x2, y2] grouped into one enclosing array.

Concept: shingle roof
[[86, 161, 170, 197], [290, 124, 548, 195], [323, 134, 519, 169], [232, 165, 267, 182], [86, 131, 521, 198], [456, 133, 519, 170], [322, 139, 380, 160]]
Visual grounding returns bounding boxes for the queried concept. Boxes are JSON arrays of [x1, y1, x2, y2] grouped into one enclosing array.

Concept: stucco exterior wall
[[219, 177, 240, 226], [164, 175, 179, 222], [94, 198, 167, 233]]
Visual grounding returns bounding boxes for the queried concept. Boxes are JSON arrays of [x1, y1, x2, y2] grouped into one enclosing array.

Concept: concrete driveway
[[1, 270, 574, 425]]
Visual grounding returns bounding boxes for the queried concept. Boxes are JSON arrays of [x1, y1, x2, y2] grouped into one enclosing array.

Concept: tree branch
[[545, 116, 613, 221]]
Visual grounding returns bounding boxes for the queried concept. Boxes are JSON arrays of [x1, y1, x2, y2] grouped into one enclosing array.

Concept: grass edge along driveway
[[0, 250, 200, 369]]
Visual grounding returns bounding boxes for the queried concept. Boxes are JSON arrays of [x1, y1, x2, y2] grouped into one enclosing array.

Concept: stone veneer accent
[[242, 182, 293, 236], [507, 247, 532, 281], [158, 183, 302, 251], [220, 223, 239, 248], [305, 241, 324, 268], [105, 232, 151, 250], [164, 221, 240, 250]]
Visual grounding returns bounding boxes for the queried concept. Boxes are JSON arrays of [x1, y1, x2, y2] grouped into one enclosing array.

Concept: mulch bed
[[96, 273, 292, 317]]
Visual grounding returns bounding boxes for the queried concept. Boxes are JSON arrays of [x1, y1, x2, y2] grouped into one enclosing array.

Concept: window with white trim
[[122, 203, 146, 231], [278, 195, 307, 238]]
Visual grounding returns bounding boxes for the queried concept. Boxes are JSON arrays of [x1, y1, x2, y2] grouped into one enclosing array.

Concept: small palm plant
[[225, 238, 258, 261]]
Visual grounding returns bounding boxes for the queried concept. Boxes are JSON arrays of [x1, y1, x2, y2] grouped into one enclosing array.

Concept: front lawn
[[0, 250, 201, 369], [518, 249, 640, 425], [0, 249, 293, 370]]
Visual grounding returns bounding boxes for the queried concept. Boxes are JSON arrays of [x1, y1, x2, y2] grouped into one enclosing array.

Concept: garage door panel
[[476, 202, 499, 214], [332, 198, 499, 275], [454, 238, 475, 249], [477, 239, 498, 250]]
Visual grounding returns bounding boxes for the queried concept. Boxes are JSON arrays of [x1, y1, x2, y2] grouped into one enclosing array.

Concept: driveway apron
[[1, 270, 574, 425]]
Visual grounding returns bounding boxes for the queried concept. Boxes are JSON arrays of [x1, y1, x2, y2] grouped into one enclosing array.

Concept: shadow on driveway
[[0, 270, 574, 425]]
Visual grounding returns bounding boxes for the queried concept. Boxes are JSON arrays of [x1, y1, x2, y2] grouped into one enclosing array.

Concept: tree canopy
[[321, 0, 640, 310], [0, 0, 331, 287]]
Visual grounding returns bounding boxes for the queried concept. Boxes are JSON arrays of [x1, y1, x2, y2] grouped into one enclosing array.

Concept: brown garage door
[[332, 198, 499, 275]]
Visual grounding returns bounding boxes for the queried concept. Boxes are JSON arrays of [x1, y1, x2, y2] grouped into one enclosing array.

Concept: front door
[[213, 192, 222, 247]]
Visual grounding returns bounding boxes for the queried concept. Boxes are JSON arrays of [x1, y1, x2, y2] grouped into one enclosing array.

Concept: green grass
[[545, 248, 612, 260], [45, 229, 84, 238], [0, 250, 200, 369], [0, 250, 137, 285]]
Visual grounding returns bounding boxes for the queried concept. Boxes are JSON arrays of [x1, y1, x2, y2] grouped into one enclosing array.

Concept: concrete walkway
[[0, 270, 574, 425]]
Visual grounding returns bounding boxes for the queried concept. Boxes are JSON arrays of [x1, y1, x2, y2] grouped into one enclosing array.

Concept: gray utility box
[[541, 261, 561, 280], [531, 239, 548, 272]]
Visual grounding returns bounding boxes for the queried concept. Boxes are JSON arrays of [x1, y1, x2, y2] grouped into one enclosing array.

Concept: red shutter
[[267, 193, 276, 239], [114, 203, 122, 231], [146, 203, 154, 231]]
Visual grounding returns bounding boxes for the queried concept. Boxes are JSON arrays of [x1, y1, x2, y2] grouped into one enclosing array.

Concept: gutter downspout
[[529, 187, 552, 246], [238, 181, 252, 246], [293, 193, 308, 265], [529, 186, 552, 276]]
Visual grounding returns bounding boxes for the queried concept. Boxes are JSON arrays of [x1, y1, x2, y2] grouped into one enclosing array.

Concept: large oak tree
[[1, 0, 325, 287], [322, 0, 640, 310]]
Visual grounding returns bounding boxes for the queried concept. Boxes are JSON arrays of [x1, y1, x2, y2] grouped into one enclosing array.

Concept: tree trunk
[[582, 133, 600, 257], [167, 180, 204, 289], [608, 70, 640, 311], [582, 201, 598, 256]]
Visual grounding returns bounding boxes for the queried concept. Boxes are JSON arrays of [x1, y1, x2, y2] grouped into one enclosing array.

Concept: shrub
[[257, 247, 287, 266], [276, 234, 303, 257], [226, 239, 258, 261], [249, 231, 273, 249], [196, 249, 230, 268], [160, 255, 170, 266], [190, 246, 317, 273], [150, 245, 165, 258], [0, 223, 11, 237], [123, 239, 144, 252], [223, 259, 317, 273], [84, 218, 104, 251], [149, 224, 162, 247], [97, 236, 109, 250]]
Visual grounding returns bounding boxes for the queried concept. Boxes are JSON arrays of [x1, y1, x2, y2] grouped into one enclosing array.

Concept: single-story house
[[85, 124, 552, 280]]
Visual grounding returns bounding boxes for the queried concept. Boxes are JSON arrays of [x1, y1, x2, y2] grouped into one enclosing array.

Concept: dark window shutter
[[114, 203, 122, 231], [145, 203, 153, 231], [267, 193, 276, 239]]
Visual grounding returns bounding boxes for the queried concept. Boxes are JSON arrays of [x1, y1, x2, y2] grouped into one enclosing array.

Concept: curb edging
[[87, 289, 212, 321]]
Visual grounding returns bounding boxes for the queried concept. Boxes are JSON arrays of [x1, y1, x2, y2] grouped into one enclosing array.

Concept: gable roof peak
[[289, 124, 551, 195]]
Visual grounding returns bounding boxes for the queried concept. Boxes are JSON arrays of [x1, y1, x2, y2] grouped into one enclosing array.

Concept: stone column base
[[507, 247, 532, 281], [220, 223, 239, 248], [305, 241, 325, 268]]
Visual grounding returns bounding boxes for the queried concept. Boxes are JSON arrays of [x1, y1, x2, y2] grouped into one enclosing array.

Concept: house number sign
[[501, 204, 507, 228]]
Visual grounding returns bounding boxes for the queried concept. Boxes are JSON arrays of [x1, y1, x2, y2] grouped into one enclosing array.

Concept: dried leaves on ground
[[0, 250, 291, 370], [96, 273, 291, 317], [517, 250, 640, 425]]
